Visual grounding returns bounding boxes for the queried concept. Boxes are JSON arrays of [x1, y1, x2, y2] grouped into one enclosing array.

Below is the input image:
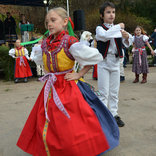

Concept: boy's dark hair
[[99, 1, 115, 17]]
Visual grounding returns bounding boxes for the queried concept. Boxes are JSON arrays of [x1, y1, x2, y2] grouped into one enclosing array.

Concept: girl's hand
[[64, 72, 81, 81], [151, 50, 154, 56], [121, 30, 129, 39], [119, 23, 125, 29]]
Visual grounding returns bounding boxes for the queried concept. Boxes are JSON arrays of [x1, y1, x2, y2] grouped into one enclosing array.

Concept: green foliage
[[0, 46, 15, 80], [85, 9, 153, 35], [115, 12, 153, 34], [85, 8, 100, 33], [131, 0, 156, 23]]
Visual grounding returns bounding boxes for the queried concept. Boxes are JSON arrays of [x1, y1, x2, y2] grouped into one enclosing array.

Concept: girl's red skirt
[[14, 56, 32, 78], [17, 74, 109, 156]]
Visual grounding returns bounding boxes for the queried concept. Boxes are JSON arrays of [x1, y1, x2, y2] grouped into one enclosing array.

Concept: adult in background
[[0, 19, 5, 45], [151, 28, 156, 64], [19, 14, 29, 42], [151, 28, 156, 48], [4, 12, 17, 48]]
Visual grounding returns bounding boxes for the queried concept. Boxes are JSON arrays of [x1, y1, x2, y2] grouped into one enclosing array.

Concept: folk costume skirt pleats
[[17, 74, 119, 156]]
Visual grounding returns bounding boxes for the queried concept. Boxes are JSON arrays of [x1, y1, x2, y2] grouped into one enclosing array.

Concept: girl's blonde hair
[[45, 7, 68, 29], [135, 26, 146, 35]]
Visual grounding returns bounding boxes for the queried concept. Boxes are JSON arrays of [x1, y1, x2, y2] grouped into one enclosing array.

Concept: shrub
[[0, 45, 15, 80]]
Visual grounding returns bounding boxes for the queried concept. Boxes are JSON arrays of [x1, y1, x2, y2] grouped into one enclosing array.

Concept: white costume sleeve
[[9, 49, 15, 58], [132, 36, 135, 43], [95, 24, 122, 42], [24, 48, 30, 59], [69, 42, 103, 66], [30, 47, 36, 60], [122, 33, 133, 48], [143, 35, 149, 42], [32, 45, 43, 65]]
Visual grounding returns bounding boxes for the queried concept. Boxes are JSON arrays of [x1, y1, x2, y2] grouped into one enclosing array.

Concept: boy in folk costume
[[96, 2, 133, 127], [9, 39, 32, 83]]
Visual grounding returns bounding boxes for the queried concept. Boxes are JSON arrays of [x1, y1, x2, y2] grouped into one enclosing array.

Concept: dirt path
[[0, 65, 156, 156]]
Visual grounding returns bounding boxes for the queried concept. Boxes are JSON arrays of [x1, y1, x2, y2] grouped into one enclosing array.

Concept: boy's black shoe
[[120, 76, 125, 82], [114, 115, 125, 127]]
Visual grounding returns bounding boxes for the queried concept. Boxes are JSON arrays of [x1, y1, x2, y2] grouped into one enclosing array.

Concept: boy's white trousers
[[97, 54, 120, 117]]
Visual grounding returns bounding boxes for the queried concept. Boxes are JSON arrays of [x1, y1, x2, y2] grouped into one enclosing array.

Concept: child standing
[[17, 7, 119, 155], [9, 39, 32, 83], [132, 26, 154, 83], [96, 2, 133, 127], [30, 38, 45, 77]]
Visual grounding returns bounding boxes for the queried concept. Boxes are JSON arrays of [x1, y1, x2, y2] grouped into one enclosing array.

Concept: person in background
[[120, 48, 125, 82], [19, 14, 29, 42], [132, 26, 154, 83], [150, 28, 156, 64], [123, 46, 129, 67], [9, 39, 32, 83], [151, 28, 156, 49], [0, 19, 5, 45], [30, 38, 45, 77], [4, 12, 17, 48]]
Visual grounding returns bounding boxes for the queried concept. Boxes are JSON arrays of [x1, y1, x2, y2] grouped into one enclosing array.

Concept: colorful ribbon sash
[[39, 69, 72, 122], [136, 46, 145, 66], [18, 56, 26, 66]]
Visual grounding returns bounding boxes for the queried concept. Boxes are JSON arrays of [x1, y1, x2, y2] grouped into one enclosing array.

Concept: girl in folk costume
[[132, 26, 154, 83], [9, 39, 32, 83], [17, 7, 119, 156]]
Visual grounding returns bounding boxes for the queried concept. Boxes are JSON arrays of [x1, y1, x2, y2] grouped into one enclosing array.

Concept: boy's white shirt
[[95, 23, 133, 55], [9, 47, 29, 59]]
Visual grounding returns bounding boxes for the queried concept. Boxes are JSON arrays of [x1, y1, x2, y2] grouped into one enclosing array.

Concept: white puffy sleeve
[[143, 35, 149, 42], [132, 36, 135, 43], [31, 45, 43, 65], [122, 33, 133, 48], [9, 49, 15, 58], [69, 41, 103, 66], [24, 48, 30, 59], [95, 24, 122, 42]]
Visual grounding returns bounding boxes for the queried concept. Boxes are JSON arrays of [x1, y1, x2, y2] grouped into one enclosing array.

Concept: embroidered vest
[[15, 47, 25, 57], [97, 24, 123, 58], [42, 35, 75, 73]]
